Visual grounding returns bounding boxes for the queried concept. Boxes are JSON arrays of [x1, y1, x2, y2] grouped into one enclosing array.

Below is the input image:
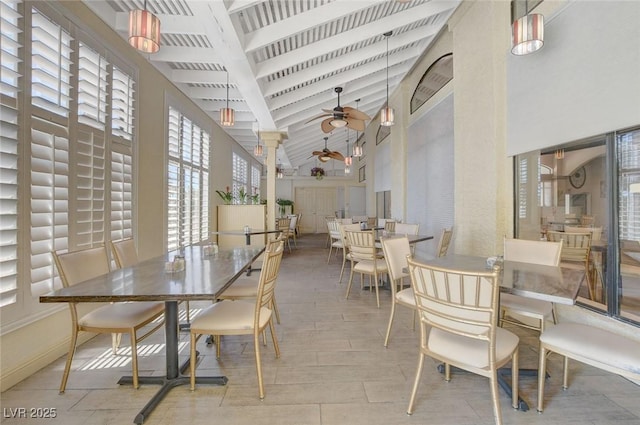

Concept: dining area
[[1, 233, 638, 425]]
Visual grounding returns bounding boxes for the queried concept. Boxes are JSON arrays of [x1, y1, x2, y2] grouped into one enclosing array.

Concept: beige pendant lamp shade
[[511, 0, 544, 56], [128, 1, 161, 53], [220, 70, 235, 126]]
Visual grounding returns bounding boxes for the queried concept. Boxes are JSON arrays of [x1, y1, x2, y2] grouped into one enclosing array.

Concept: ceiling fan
[[309, 137, 345, 163], [306, 87, 371, 133]]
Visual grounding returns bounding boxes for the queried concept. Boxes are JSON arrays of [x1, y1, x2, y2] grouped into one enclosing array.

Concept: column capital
[[260, 131, 288, 148]]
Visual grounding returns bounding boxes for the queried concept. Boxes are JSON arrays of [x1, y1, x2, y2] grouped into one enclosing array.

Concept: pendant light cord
[[226, 70, 230, 109], [383, 31, 392, 106]]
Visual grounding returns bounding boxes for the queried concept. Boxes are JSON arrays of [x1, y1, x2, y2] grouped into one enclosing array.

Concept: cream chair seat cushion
[[396, 288, 415, 305], [540, 323, 640, 374], [428, 327, 519, 369], [79, 302, 165, 328], [191, 300, 272, 332], [353, 258, 387, 274], [500, 293, 553, 317]]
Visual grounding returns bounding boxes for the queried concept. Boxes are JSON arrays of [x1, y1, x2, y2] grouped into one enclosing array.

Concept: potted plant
[[311, 167, 325, 180], [276, 198, 294, 217], [215, 186, 234, 205], [238, 187, 248, 204], [250, 191, 260, 205]]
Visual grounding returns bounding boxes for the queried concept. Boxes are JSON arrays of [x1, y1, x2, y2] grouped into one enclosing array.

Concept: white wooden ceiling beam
[[171, 70, 228, 84], [262, 26, 435, 94], [114, 12, 204, 35], [243, 0, 388, 52], [255, 1, 455, 78], [186, 86, 244, 100], [227, 0, 265, 14], [268, 49, 416, 110], [149, 46, 219, 63]]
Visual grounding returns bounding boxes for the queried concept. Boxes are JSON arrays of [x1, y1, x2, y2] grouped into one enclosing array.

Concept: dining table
[[40, 244, 265, 424], [412, 254, 585, 411]]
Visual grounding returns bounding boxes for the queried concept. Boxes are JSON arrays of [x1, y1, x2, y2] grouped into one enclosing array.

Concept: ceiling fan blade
[[305, 113, 331, 124], [328, 151, 345, 161], [321, 108, 335, 114], [343, 107, 370, 121], [345, 118, 365, 132], [311, 151, 323, 156], [320, 118, 334, 133]]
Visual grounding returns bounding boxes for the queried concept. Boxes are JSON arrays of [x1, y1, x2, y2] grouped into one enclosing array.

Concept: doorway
[[295, 187, 337, 233]]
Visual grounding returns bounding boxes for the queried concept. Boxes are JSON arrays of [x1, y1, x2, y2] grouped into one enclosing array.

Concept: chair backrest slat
[[547, 231, 591, 262], [345, 230, 377, 261], [436, 227, 454, 258], [255, 239, 285, 324]]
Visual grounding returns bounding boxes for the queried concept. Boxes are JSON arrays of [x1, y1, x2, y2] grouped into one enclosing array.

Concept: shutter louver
[[75, 127, 105, 248], [31, 7, 72, 117], [78, 42, 107, 128], [0, 0, 21, 307], [110, 151, 133, 241]]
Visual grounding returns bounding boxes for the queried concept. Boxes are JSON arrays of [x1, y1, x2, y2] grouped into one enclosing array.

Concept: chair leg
[[269, 318, 280, 358], [489, 371, 503, 425], [327, 245, 333, 263], [254, 331, 265, 399], [384, 300, 397, 347], [373, 272, 380, 308], [271, 297, 281, 324], [537, 345, 547, 412], [59, 327, 79, 393], [345, 263, 355, 300], [511, 350, 519, 410], [190, 332, 198, 390], [339, 254, 348, 283], [407, 351, 426, 415], [129, 329, 140, 389], [562, 356, 569, 389]]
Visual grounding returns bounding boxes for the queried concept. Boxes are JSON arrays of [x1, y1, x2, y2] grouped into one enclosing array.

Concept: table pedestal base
[[118, 374, 227, 424], [436, 364, 543, 412]]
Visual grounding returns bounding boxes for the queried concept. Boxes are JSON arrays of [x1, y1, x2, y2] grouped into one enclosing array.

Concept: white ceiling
[[85, 0, 460, 170]]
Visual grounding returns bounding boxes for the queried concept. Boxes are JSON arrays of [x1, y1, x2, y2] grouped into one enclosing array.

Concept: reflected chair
[[367, 217, 377, 227], [380, 236, 415, 347], [436, 227, 454, 257], [500, 238, 563, 333], [345, 230, 388, 308], [384, 220, 396, 232], [395, 223, 419, 235], [327, 220, 343, 263], [53, 246, 165, 392], [189, 239, 285, 399], [406, 257, 519, 425], [547, 231, 594, 300], [218, 236, 284, 324], [276, 217, 292, 253]]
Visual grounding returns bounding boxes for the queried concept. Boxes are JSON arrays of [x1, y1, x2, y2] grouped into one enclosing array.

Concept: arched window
[[410, 53, 453, 114]]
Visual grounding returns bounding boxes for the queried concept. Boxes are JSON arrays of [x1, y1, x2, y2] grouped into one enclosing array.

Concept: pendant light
[[380, 31, 394, 126], [254, 123, 263, 157], [344, 131, 352, 167], [276, 163, 284, 179], [220, 70, 235, 126], [352, 99, 363, 158], [511, 0, 544, 55], [128, 0, 161, 53]]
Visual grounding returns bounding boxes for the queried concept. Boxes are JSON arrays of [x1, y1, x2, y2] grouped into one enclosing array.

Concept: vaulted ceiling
[[85, 0, 460, 171]]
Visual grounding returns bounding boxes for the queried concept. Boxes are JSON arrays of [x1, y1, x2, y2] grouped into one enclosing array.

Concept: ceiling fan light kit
[[306, 87, 370, 134]]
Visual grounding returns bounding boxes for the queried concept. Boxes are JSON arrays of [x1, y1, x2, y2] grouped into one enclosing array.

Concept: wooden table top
[[414, 254, 584, 305], [40, 245, 264, 303]]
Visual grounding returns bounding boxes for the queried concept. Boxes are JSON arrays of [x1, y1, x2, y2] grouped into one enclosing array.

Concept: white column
[[261, 131, 288, 230]]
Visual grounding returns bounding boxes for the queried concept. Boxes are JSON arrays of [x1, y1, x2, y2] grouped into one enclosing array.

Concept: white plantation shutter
[[0, 0, 21, 307], [75, 127, 105, 248], [232, 152, 247, 203], [77, 42, 107, 128], [619, 130, 640, 240], [166, 106, 210, 251], [110, 151, 133, 241], [111, 67, 134, 141], [31, 7, 72, 117], [30, 120, 69, 296]]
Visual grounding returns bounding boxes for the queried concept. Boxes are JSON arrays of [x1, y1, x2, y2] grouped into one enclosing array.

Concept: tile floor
[[2, 234, 640, 425]]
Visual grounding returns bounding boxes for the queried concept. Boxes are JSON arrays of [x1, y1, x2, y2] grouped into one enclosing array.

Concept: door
[[295, 187, 337, 233]]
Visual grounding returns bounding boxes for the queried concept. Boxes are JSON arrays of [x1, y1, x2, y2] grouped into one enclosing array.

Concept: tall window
[[167, 107, 210, 251], [0, 2, 137, 325], [251, 165, 261, 201], [232, 152, 247, 204], [0, 0, 21, 308]]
